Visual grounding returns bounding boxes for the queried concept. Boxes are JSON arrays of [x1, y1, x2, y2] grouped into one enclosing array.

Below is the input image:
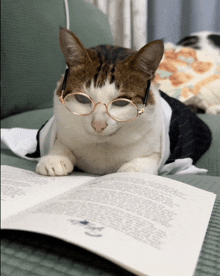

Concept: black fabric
[[25, 120, 49, 158], [160, 91, 212, 164]]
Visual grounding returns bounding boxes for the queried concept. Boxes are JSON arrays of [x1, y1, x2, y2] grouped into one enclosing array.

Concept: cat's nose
[[92, 120, 108, 133]]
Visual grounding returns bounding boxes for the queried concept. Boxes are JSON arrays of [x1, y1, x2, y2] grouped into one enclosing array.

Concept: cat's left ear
[[129, 40, 164, 77], [59, 28, 91, 67]]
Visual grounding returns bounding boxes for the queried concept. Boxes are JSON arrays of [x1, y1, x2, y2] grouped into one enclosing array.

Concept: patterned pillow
[[154, 43, 220, 114]]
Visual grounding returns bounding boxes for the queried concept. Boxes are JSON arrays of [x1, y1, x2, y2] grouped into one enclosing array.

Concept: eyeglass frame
[[59, 68, 151, 122]]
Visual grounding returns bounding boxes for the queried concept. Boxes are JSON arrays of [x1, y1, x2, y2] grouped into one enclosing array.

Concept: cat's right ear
[[128, 40, 164, 78], [59, 28, 91, 67]]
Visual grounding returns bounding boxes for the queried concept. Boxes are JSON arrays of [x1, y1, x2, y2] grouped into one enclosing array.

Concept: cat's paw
[[36, 155, 74, 176], [117, 161, 144, 173], [117, 157, 158, 174]]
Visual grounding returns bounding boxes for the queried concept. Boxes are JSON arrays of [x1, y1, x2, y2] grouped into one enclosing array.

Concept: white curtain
[[147, 0, 220, 43], [85, 0, 219, 49], [85, 0, 148, 50]]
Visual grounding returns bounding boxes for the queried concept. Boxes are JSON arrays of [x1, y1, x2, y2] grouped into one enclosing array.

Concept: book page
[[1, 165, 95, 220], [2, 172, 216, 276]]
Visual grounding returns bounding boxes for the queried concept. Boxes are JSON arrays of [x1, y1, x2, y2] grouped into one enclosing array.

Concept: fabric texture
[[154, 43, 220, 113], [1, 230, 134, 276], [160, 92, 212, 165], [195, 114, 220, 177], [147, 0, 220, 43], [1, 0, 114, 119]]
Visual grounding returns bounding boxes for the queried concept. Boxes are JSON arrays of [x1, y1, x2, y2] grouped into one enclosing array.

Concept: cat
[[36, 28, 211, 176], [177, 31, 220, 55], [177, 31, 220, 115]]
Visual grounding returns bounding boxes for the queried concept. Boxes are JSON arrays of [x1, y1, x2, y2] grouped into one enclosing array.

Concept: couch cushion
[[195, 114, 220, 177], [1, 108, 53, 130], [1, 108, 54, 172], [1, 0, 114, 119]]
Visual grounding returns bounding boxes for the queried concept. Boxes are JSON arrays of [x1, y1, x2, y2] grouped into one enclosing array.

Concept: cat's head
[[56, 28, 164, 136]]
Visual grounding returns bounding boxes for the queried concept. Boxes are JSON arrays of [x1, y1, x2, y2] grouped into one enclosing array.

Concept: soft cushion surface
[[1, 0, 114, 119], [155, 43, 220, 113], [195, 114, 220, 177]]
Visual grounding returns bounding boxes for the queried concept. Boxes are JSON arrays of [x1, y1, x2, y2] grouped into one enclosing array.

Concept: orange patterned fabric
[[155, 43, 220, 113]]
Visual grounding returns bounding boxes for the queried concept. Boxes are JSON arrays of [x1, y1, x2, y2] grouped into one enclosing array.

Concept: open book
[[1, 165, 216, 276]]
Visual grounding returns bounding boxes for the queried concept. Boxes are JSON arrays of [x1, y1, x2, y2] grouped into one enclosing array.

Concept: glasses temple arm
[[62, 68, 69, 90], [60, 68, 69, 102], [143, 80, 151, 105]]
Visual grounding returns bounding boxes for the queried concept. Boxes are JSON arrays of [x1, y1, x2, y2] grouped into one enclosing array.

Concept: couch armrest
[[195, 114, 220, 176]]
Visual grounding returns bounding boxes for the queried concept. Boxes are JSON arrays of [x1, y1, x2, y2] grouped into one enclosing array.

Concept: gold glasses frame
[[59, 68, 151, 122]]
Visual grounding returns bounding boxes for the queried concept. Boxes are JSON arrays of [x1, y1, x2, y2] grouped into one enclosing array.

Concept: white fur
[[189, 31, 220, 55], [36, 81, 163, 176]]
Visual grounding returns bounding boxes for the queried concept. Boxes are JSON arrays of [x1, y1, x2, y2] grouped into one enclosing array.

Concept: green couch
[[1, 1, 220, 275]]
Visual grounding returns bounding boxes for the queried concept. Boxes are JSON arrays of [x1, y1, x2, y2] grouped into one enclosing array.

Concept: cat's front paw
[[117, 161, 143, 173], [36, 155, 74, 176], [117, 157, 158, 174]]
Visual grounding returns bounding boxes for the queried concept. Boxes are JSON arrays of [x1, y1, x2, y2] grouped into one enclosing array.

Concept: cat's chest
[[55, 95, 162, 174], [73, 140, 147, 174]]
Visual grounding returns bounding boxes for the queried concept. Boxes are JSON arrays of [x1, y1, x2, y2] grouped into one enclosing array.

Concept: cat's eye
[[111, 99, 130, 107], [63, 93, 94, 116], [60, 68, 151, 122], [108, 99, 139, 121], [75, 94, 91, 104], [60, 91, 145, 122]]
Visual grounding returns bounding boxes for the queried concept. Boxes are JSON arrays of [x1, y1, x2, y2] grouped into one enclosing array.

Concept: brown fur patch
[[57, 49, 100, 97], [58, 31, 162, 107], [114, 55, 155, 105]]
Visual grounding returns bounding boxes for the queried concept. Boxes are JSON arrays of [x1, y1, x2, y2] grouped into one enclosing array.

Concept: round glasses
[[60, 92, 145, 122]]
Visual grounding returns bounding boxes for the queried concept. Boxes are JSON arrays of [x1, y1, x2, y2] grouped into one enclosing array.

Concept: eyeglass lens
[[64, 93, 138, 121]]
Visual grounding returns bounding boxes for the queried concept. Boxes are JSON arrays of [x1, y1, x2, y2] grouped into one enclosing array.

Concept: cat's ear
[[129, 40, 164, 77], [59, 28, 91, 67]]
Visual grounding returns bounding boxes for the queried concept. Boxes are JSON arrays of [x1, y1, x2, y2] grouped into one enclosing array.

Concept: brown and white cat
[[36, 28, 165, 176]]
